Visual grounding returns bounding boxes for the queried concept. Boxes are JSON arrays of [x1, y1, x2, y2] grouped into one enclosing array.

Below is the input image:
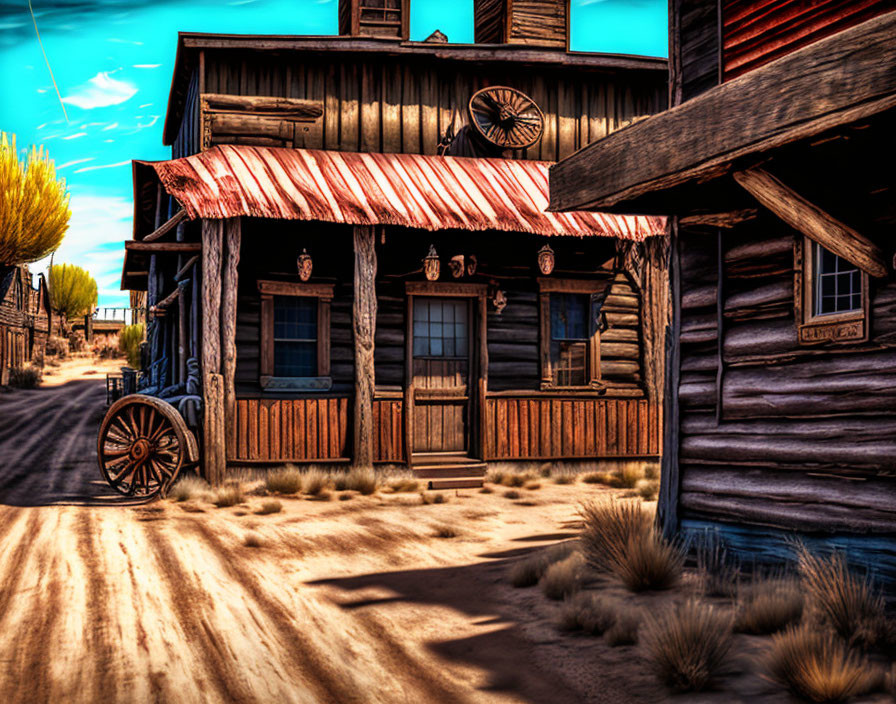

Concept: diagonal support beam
[[733, 168, 887, 278], [143, 209, 186, 242]]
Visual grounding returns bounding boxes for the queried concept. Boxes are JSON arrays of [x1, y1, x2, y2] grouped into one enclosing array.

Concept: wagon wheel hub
[[130, 438, 151, 463]]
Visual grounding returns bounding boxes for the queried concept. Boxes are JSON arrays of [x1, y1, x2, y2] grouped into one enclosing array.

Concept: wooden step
[[412, 452, 481, 466], [413, 463, 487, 479], [426, 477, 484, 490]]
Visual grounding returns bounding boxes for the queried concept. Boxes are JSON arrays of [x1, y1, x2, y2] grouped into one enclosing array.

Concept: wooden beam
[[202, 93, 323, 119], [549, 10, 896, 212], [126, 241, 200, 254], [733, 168, 887, 278], [352, 225, 377, 468], [201, 219, 226, 485], [149, 284, 182, 315], [221, 217, 241, 460], [143, 209, 186, 242], [175, 254, 199, 282], [679, 209, 758, 228]]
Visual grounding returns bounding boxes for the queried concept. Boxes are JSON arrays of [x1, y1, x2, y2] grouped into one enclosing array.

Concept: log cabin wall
[[675, 219, 896, 582], [0, 267, 50, 383], [185, 47, 665, 162]]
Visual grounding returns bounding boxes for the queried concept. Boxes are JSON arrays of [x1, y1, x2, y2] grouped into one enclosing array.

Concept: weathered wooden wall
[[671, 0, 720, 103], [0, 267, 50, 381], [197, 49, 664, 162], [484, 397, 661, 459], [474, 0, 568, 48], [676, 220, 896, 540], [173, 69, 201, 159]]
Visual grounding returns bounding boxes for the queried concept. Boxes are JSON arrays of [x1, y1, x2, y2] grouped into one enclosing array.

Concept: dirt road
[[0, 366, 645, 704]]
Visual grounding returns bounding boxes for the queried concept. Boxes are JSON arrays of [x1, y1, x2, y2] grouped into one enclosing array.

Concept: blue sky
[[0, 0, 666, 306]]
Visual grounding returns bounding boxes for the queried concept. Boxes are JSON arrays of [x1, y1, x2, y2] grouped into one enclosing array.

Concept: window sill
[[260, 376, 333, 392]]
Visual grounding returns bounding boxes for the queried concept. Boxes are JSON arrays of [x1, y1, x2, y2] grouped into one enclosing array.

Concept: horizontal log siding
[[484, 397, 661, 460], [231, 397, 349, 461], [373, 399, 404, 462], [201, 50, 664, 161], [676, 223, 896, 538]]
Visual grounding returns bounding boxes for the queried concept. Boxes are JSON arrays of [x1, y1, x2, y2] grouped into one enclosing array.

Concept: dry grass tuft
[[265, 466, 304, 495], [8, 366, 41, 389], [509, 542, 577, 588], [338, 492, 353, 501], [642, 599, 733, 692], [606, 610, 640, 646], [433, 523, 459, 539], [524, 481, 541, 490], [387, 477, 420, 493], [211, 483, 244, 508], [636, 478, 660, 501], [764, 625, 883, 702], [580, 499, 682, 591], [552, 471, 577, 485], [420, 491, 447, 505], [342, 467, 378, 495], [309, 489, 333, 501], [581, 472, 608, 485], [243, 531, 265, 548], [301, 468, 333, 496], [735, 577, 803, 635], [796, 545, 887, 649], [168, 476, 209, 502], [558, 592, 616, 635], [695, 531, 740, 598], [540, 552, 586, 600], [255, 499, 282, 515], [503, 489, 521, 500], [479, 486, 494, 494]]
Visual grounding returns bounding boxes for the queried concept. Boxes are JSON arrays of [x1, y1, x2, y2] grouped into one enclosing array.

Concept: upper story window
[[796, 238, 868, 345], [258, 281, 333, 391]]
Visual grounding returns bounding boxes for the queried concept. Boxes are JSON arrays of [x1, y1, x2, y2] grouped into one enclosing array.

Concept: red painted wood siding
[[484, 397, 662, 460], [722, 0, 895, 80], [373, 399, 405, 463]]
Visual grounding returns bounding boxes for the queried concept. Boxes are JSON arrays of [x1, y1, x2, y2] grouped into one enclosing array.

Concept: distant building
[[0, 265, 51, 384]]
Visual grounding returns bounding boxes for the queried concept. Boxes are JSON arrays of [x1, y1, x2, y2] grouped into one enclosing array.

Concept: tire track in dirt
[[187, 520, 373, 704], [0, 509, 37, 628], [141, 520, 252, 703], [0, 390, 69, 444]]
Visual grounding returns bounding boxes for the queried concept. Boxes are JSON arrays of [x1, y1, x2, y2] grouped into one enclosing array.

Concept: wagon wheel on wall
[[468, 86, 545, 150], [97, 395, 191, 498]]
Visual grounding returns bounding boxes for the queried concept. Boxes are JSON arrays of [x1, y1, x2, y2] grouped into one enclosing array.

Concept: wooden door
[[411, 297, 470, 454]]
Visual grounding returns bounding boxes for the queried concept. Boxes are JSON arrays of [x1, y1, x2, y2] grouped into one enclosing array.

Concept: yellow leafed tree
[[0, 132, 70, 299], [49, 263, 97, 326]]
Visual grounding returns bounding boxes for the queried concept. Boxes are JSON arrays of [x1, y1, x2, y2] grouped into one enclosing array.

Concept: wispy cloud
[[63, 132, 88, 140], [57, 158, 95, 170], [62, 71, 137, 109], [132, 64, 161, 69], [74, 160, 131, 173], [107, 38, 143, 45], [102, 122, 119, 131]]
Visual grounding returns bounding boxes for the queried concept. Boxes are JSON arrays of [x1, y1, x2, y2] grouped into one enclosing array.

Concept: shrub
[[118, 323, 144, 369], [552, 472, 576, 485], [606, 611, 640, 646], [735, 578, 803, 635], [796, 545, 887, 649], [168, 476, 209, 502], [540, 552, 586, 600], [255, 499, 282, 515], [211, 483, 243, 508], [387, 477, 419, 493], [503, 490, 521, 500], [48, 263, 96, 321], [558, 592, 616, 635], [642, 599, 733, 692], [302, 468, 332, 496], [265, 466, 303, 495], [433, 523, 458, 538], [420, 491, 447, 505], [581, 472, 607, 485], [479, 486, 493, 494], [343, 467, 378, 495], [580, 499, 682, 591], [695, 530, 739, 598], [636, 478, 659, 502], [8, 366, 40, 389], [243, 532, 264, 548], [764, 625, 882, 702], [509, 542, 577, 588]]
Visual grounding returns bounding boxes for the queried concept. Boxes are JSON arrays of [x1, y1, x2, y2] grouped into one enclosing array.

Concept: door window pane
[[273, 296, 317, 376], [413, 298, 468, 358]]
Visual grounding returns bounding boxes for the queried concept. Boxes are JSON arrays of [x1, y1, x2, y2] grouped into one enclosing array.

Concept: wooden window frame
[[258, 281, 334, 391], [794, 237, 869, 346], [538, 278, 604, 390]]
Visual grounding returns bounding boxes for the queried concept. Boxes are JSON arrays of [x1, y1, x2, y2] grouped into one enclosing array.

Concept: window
[[796, 238, 868, 345], [538, 279, 608, 389], [413, 298, 468, 358], [258, 281, 333, 390]]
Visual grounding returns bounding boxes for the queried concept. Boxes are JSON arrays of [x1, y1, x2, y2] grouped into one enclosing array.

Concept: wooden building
[[551, 4, 896, 580], [0, 265, 51, 384], [113, 1, 670, 491]]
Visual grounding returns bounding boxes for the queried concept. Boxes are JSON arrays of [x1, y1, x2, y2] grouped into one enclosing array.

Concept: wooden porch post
[[201, 218, 226, 485], [221, 218, 241, 458], [353, 225, 377, 467]]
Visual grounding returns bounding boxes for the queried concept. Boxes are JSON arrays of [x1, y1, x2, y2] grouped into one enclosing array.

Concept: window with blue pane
[[550, 293, 589, 386], [814, 243, 862, 316], [273, 296, 317, 377], [412, 298, 468, 358]]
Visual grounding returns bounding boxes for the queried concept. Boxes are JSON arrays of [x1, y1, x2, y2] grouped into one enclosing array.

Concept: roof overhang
[[163, 32, 667, 144], [548, 10, 896, 216]]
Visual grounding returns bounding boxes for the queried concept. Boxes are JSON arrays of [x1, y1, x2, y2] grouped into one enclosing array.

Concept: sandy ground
[[0, 357, 653, 704]]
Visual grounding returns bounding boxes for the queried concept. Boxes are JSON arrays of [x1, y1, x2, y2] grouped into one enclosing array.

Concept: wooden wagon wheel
[[97, 395, 191, 498], [468, 86, 545, 150]]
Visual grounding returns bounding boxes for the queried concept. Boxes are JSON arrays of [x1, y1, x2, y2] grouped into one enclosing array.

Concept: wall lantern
[[297, 248, 313, 281], [449, 254, 465, 278], [537, 244, 555, 275], [423, 244, 440, 281]]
